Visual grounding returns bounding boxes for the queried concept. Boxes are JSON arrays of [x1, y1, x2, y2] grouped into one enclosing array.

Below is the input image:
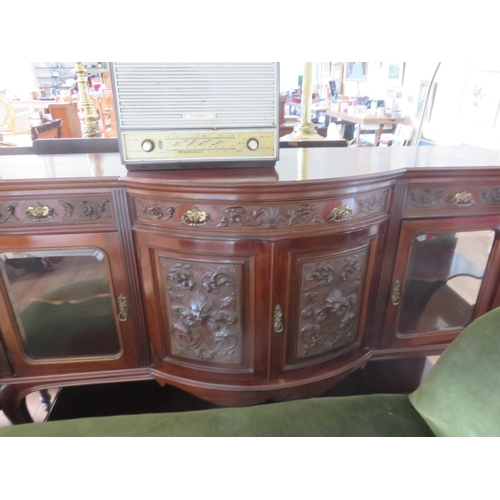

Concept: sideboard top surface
[[1, 146, 500, 190]]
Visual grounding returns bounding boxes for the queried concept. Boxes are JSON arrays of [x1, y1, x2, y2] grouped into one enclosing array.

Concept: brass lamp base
[[280, 122, 325, 141]]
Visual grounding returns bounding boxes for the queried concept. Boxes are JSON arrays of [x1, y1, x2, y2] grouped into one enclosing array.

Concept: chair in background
[[377, 124, 415, 147], [31, 119, 63, 141], [0, 94, 31, 144], [94, 93, 117, 137]]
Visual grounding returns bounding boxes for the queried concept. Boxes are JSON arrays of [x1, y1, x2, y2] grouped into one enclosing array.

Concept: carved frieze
[[297, 249, 367, 359], [0, 202, 18, 224], [60, 198, 112, 220], [407, 188, 445, 207], [162, 259, 242, 364], [135, 199, 175, 221], [217, 204, 320, 229]]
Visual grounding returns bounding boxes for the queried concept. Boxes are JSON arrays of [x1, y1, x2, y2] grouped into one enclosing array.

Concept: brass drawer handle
[[25, 202, 56, 222], [118, 293, 129, 322], [449, 191, 475, 207], [328, 204, 353, 222], [181, 207, 212, 227], [274, 304, 284, 333], [391, 280, 401, 306]]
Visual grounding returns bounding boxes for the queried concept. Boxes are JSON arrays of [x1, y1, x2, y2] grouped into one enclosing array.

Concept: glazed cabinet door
[[135, 232, 272, 383], [382, 216, 500, 349], [270, 223, 385, 378], [0, 232, 142, 377]]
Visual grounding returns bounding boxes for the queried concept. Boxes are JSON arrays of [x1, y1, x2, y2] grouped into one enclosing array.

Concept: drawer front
[[131, 188, 390, 233], [0, 196, 114, 227], [403, 184, 500, 216]]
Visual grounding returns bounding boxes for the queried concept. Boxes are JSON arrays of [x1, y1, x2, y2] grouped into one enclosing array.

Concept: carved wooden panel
[[0, 197, 114, 226], [161, 258, 243, 365], [296, 248, 367, 359]]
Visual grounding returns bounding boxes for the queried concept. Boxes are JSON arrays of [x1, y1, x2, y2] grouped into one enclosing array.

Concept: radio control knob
[[246, 138, 259, 151], [141, 139, 155, 153]]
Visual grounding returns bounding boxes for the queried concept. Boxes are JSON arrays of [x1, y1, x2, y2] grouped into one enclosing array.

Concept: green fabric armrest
[[409, 307, 500, 437], [0, 394, 433, 437]]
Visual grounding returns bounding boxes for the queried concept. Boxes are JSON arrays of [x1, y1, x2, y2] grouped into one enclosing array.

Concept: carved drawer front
[[0, 197, 114, 227], [404, 185, 500, 216], [131, 188, 390, 232], [154, 252, 261, 376]]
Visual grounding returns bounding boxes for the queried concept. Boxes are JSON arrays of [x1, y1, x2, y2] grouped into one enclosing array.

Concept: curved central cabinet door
[[135, 232, 272, 384], [270, 223, 385, 378]]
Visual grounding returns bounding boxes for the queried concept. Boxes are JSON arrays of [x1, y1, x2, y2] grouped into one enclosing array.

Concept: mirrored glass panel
[[397, 230, 495, 335], [0, 249, 120, 359]]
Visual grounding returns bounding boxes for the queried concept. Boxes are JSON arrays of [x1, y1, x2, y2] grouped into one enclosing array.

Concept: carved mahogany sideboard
[[2, 145, 500, 423]]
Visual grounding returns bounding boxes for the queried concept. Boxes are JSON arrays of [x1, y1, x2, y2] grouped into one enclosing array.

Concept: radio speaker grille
[[113, 62, 278, 130]]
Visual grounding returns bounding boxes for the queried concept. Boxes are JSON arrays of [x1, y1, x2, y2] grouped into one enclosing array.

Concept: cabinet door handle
[[273, 304, 284, 333], [328, 204, 353, 222], [24, 202, 57, 222], [118, 293, 129, 322], [449, 191, 476, 207], [391, 280, 401, 306], [181, 207, 212, 227]]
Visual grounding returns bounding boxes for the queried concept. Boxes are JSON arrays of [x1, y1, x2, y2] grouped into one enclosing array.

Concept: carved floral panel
[[296, 248, 367, 359], [161, 258, 243, 365]]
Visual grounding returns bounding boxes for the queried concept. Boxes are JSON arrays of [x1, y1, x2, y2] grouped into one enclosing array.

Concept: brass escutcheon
[[449, 191, 475, 207], [25, 202, 56, 222], [328, 204, 353, 222], [118, 293, 129, 322], [181, 207, 212, 227], [273, 304, 284, 333], [391, 280, 401, 306]]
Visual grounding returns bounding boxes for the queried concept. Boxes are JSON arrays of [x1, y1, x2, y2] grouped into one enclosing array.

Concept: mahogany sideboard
[[1, 145, 500, 424]]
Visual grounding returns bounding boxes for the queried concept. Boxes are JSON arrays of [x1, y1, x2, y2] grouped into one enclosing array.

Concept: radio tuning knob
[[141, 139, 155, 153], [246, 138, 259, 151]]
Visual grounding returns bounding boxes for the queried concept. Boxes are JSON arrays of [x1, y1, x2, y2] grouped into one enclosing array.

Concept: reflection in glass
[[0, 249, 120, 359], [397, 230, 494, 335]]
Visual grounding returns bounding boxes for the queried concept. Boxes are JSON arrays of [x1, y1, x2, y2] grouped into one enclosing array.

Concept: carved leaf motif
[[136, 199, 175, 221], [408, 189, 445, 207], [0, 203, 18, 224], [297, 250, 366, 359], [162, 259, 242, 364], [59, 199, 111, 220], [217, 204, 320, 228], [359, 192, 387, 213], [482, 187, 500, 204]]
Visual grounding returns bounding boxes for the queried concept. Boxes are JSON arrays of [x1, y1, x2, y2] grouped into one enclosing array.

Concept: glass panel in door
[[0, 249, 120, 359], [397, 230, 495, 335]]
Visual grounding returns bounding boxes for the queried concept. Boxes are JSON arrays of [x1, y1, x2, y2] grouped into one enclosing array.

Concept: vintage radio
[[110, 62, 280, 170]]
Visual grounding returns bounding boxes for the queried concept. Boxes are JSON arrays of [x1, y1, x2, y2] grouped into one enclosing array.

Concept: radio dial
[[246, 138, 259, 151], [141, 139, 155, 153]]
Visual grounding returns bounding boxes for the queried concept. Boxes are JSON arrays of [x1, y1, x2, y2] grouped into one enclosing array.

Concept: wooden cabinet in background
[[48, 102, 82, 138]]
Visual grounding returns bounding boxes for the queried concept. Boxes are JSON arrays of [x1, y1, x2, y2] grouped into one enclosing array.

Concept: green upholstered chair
[[19, 279, 120, 359], [1, 307, 499, 437]]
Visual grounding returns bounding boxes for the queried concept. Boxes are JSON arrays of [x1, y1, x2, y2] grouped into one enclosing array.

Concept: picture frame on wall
[[459, 69, 500, 127], [344, 62, 367, 82], [416, 81, 437, 122], [387, 62, 405, 86], [330, 62, 344, 95]]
